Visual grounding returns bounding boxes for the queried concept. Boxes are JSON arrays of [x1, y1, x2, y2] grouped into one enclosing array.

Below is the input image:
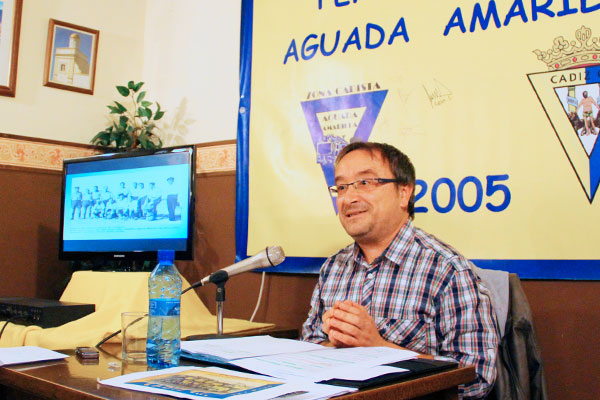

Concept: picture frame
[[0, 0, 23, 97], [43, 19, 99, 95]]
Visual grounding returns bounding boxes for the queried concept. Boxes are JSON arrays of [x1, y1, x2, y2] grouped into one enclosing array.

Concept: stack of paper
[[180, 335, 324, 364], [101, 336, 419, 400], [181, 335, 417, 382]]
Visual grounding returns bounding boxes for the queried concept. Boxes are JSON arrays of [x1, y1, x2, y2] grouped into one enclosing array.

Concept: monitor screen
[[59, 145, 195, 261]]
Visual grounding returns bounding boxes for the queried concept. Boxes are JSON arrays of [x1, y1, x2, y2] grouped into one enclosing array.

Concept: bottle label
[[149, 299, 180, 316]]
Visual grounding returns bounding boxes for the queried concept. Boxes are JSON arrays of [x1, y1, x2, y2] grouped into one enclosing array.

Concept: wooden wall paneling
[[1, 135, 599, 399]]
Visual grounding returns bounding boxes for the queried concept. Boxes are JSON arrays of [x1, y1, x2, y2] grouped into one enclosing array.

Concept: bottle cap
[[158, 249, 175, 263]]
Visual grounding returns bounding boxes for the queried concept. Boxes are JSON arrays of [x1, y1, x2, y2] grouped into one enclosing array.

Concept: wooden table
[[0, 340, 475, 400]]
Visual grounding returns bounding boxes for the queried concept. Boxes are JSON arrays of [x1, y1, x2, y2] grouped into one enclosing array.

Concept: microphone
[[182, 247, 285, 293]]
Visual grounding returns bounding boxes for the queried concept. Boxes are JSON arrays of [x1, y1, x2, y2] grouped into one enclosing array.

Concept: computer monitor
[[59, 145, 196, 261]]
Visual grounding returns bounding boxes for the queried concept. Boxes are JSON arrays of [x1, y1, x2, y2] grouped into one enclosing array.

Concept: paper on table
[[99, 366, 356, 400], [232, 346, 418, 381], [0, 346, 68, 366], [181, 335, 325, 363]]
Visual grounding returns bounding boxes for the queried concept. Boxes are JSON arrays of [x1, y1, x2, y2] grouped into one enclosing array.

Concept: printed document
[[232, 346, 418, 381], [100, 366, 356, 400], [181, 335, 324, 363]]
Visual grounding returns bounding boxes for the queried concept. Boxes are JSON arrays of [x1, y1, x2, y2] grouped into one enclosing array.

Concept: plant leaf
[[114, 101, 127, 113], [136, 91, 146, 103], [91, 131, 109, 144], [119, 116, 128, 129], [134, 82, 144, 92], [154, 110, 165, 120], [138, 107, 152, 119], [141, 101, 152, 107], [107, 105, 119, 114], [116, 86, 130, 97], [127, 81, 135, 90]]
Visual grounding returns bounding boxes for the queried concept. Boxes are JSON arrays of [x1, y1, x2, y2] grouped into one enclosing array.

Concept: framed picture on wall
[[43, 19, 99, 95], [0, 0, 23, 97]]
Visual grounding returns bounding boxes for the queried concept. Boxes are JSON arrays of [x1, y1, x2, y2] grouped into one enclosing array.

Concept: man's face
[[334, 149, 411, 247]]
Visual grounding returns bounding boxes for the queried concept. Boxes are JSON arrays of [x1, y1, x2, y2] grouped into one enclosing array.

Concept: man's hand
[[321, 300, 432, 358], [322, 300, 389, 348]]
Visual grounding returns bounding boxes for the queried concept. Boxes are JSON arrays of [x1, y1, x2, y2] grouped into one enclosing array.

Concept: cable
[[96, 281, 201, 348], [95, 269, 204, 346], [96, 268, 262, 346], [95, 313, 147, 348], [181, 281, 203, 295], [249, 271, 266, 322], [0, 319, 11, 341]]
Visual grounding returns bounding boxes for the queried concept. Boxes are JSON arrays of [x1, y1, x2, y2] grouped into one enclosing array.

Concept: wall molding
[[196, 142, 236, 174], [0, 134, 237, 174], [0, 135, 98, 171]]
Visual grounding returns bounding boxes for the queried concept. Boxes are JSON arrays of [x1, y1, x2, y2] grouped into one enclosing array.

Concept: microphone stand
[[215, 282, 225, 336], [206, 270, 229, 336]]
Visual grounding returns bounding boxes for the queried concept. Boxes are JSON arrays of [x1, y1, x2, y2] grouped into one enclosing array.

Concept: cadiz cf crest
[[301, 85, 388, 213], [528, 26, 600, 202]]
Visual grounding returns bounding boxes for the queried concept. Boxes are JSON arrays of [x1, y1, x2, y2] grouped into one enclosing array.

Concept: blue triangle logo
[[301, 90, 388, 213]]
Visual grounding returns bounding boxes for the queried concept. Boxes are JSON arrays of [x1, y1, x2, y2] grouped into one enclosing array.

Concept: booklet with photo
[[100, 366, 356, 400]]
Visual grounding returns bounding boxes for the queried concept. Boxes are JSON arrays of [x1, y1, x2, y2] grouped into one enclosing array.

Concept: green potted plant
[[92, 81, 165, 150]]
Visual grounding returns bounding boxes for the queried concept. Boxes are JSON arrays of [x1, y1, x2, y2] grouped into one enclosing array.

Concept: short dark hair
[[335, 141, 416, 219]]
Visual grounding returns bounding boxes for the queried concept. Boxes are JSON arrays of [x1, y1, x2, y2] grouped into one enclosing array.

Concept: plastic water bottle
[[146, 249, 182, 368]]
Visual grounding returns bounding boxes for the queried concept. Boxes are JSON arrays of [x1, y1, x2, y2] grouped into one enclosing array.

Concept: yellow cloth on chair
[[0, 271, 273, 350]]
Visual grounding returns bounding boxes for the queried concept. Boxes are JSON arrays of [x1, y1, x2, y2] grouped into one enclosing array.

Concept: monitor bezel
[[58, 145, 196, 261]]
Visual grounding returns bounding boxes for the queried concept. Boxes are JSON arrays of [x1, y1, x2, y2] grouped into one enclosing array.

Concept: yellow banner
[[240, 0, 600, 278]]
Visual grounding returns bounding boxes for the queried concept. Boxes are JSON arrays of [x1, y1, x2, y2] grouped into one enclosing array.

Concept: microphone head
[[266, 246, 285, 266]]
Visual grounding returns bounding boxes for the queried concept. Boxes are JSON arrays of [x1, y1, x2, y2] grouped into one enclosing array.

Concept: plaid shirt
[[302, 220, 499, 399]]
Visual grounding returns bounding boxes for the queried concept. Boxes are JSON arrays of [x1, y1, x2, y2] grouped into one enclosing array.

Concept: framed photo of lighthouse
[[43, 19, 99, 95]]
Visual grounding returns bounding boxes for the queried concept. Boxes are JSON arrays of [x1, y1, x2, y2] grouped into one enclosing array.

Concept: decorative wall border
[[196, 142, 236, 174], [0, 134, 236, 174], [0, 135, 98, 171]]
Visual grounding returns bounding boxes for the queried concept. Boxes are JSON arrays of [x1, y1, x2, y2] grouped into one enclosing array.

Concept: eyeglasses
[[328, 178, 401, 196]]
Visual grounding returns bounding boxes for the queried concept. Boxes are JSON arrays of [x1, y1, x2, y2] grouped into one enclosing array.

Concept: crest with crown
[[533, 25, 600, 70]]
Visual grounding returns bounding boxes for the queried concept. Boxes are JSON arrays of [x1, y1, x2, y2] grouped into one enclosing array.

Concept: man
[[129, 182, 140, 219], [82, 188, 93, 219], [577, 90, 599, 136], [144, 182, 161, 220], [137, 182, 147, 218], [91, 185, 102, 218], [70, 186, 82, 219], [302, 142, 499, 399], [101, 186, 113, 218], [165, 177, 179, 221]]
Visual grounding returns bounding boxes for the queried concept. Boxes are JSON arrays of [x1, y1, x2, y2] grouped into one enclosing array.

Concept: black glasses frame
[[328, 178, 401, 196]]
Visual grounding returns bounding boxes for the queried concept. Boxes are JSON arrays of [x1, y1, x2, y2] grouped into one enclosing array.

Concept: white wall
[[0, 0, 147, 144], [143, 0, 241, 145], [0, 0, 241, 145]]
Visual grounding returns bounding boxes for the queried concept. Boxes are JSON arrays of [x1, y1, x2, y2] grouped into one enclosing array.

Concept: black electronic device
[[58, 145, 196, 262], [0, 297, 95, 328], [76, 346, 99, 359]]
